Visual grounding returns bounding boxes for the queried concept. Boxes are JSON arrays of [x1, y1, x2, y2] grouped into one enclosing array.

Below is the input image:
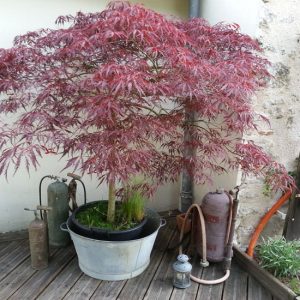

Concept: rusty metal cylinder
[[28, 211, 48, 270], [199, 188, 232, 262]]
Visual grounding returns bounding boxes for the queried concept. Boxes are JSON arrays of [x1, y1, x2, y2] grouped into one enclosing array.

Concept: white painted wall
[[200, 0, 260, 36], [0, 0, 186, 232]]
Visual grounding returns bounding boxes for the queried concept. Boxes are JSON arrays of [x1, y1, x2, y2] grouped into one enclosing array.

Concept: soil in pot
[[70, 200, 147, 241]]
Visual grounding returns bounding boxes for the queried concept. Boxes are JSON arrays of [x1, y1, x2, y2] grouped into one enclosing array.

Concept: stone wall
[[236, 0, 300, 248]]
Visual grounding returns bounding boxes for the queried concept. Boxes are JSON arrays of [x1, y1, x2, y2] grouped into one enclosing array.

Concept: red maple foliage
[[0, 1, 293, 219]]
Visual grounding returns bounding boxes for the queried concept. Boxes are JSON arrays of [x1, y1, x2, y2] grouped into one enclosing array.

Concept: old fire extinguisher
[[25, 205, 51, 270], [178, 187, 239, 285], [199, 188, 233, 262], [39, 175, 70, 247]]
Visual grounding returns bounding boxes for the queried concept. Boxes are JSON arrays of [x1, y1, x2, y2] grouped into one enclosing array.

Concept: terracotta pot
[[176, 213, 191, 234]]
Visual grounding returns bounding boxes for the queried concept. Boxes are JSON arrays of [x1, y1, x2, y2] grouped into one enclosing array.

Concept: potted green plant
[[70, 182, 148, 241], [234, 238, 300, 300], [258, 237, 300, 292], [0, 1, 293, 279]]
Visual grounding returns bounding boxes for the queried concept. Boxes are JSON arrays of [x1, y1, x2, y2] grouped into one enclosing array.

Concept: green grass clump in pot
[[122, 191, 145, 223], [257, 237, 300, 278]]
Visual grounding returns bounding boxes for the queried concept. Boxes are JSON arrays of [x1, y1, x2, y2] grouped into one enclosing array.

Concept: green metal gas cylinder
[[47, 179, 70, 247]]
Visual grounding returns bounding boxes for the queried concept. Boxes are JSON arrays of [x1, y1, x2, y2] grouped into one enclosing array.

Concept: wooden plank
[[0, 224, 283, 300], [143, 230, 179, 300], [222, 261, 248, 300], [116, 217, 177, 300], [170, 254, 203, 300], [0, 257, 36, 299], [9, 245, 75, 300], [196, 262, 224, 300], [90, 280, 126, 299], [143, 252, 176, 300], [153, 216, 177, 251], [37, 257, 83, 300], [233, 246, 297, 300], [0, 239, 29, 262], [0, 240, 25, 259], [0, 239, 30, 281], [0, 229, 28, 242], [0, 248, 59, 299], [63, 273, 101, 300], [0, 257, 37, 299], [0, 240, 11, 251], [248, 275, 272, 300]]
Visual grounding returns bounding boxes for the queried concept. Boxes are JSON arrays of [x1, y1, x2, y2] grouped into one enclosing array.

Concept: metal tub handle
[[60, 222, 69, 232]]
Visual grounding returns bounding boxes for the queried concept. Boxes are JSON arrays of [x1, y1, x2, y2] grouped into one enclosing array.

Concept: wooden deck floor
[[0, 216, 276, 300]]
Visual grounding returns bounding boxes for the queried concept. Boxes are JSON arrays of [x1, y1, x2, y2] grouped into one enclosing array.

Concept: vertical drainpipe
[[189, 0, 201, 18], [179, 0, 201, 212]]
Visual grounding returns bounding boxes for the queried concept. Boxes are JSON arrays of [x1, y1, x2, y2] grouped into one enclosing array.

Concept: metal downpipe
[[189, 0, 200, 18], [179, 0, 201, 212]]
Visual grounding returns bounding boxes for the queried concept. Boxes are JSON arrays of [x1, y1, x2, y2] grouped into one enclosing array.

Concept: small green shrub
[[257, 237, 300, 278]]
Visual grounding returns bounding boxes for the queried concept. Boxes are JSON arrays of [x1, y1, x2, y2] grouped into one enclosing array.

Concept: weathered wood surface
[[0, 217, 278, 300], [171, 254, 204, 300], [115, 217, 177, 300], [233, 245, 297, 300], [0, 229, 28, 242], [9, 246, 75, 300], [248, 275, 273, 300], [38, 257, 82, 299], [196, 263, 224, 300], [0, 239, 30, 282], [223, 261, 248, 300]]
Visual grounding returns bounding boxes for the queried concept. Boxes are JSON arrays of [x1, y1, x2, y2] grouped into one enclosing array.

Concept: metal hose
[[67, 173, 87, 204], [39, 175, 58, 219]]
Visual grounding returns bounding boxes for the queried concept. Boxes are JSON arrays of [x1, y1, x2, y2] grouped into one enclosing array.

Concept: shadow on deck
[[0, 215, 276, 300]]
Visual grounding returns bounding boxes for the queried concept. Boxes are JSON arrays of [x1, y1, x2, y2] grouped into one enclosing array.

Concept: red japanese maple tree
[[0, 1, 293, 222]]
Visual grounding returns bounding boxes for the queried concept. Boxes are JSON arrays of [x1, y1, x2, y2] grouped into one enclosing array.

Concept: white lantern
[[172, 254, 192, 288]]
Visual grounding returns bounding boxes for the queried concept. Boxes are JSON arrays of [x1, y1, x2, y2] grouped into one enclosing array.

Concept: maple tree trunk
[[107, 181, 116, 223], [180, 110, 194, 212]]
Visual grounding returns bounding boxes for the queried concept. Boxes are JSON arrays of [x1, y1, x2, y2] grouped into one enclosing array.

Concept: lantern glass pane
[[173, 271, 191, 288]]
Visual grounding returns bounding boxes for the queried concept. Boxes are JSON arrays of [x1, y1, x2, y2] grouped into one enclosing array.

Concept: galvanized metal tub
[[61, 208, 165, 280]]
